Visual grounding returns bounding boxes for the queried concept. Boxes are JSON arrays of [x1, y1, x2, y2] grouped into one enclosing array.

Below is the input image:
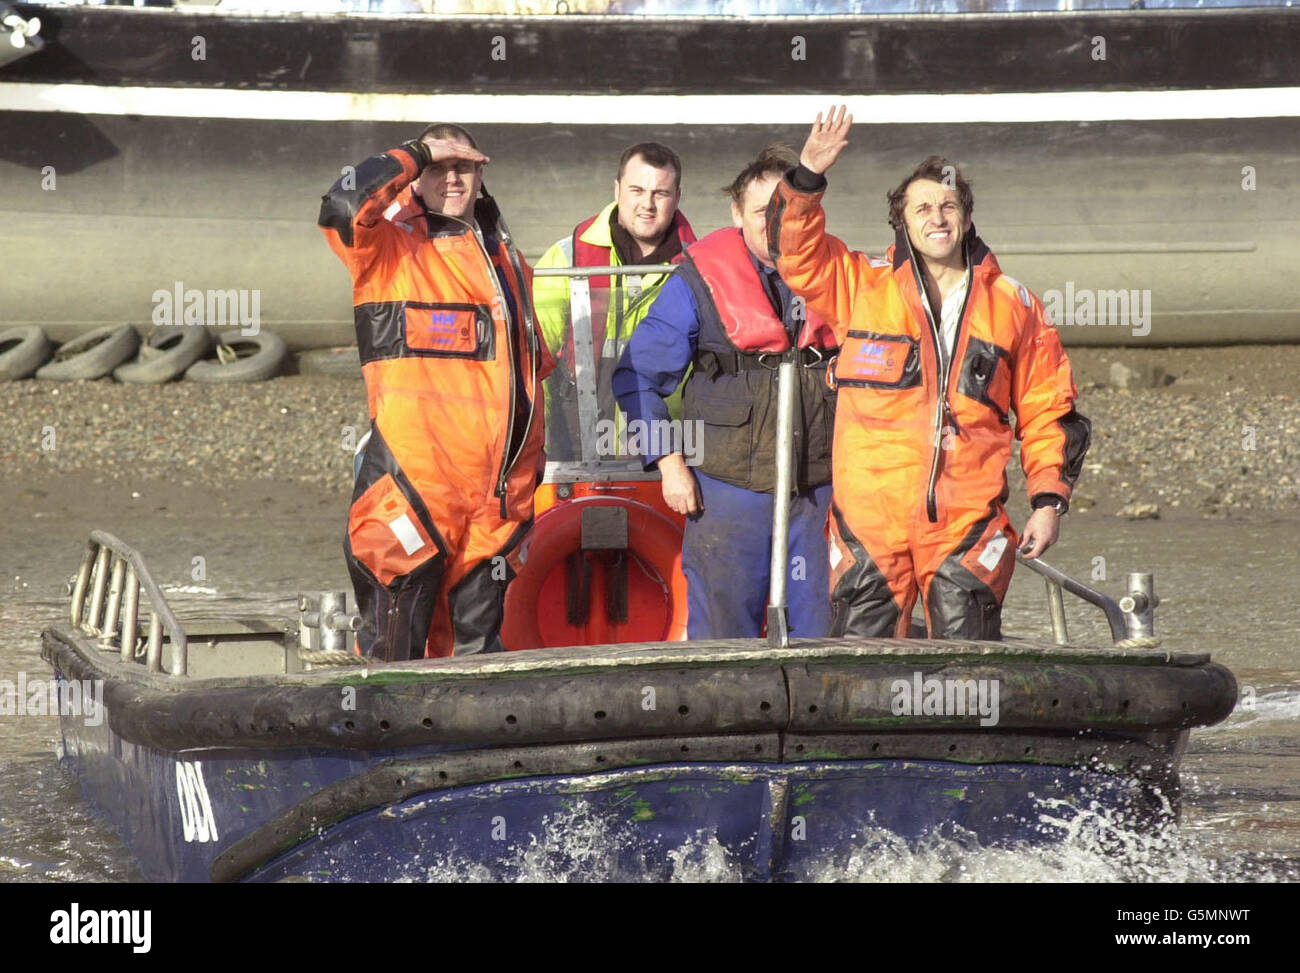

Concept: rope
[[1113, 635, 1163, 650], [299, 649, 371, 666]]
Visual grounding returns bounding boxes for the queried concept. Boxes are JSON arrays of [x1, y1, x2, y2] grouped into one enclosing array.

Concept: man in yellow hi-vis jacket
[[532, 142, 696, 458]]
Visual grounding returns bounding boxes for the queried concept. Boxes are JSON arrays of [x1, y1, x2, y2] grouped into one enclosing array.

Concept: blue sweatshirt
[[611, 252, 800, 467]]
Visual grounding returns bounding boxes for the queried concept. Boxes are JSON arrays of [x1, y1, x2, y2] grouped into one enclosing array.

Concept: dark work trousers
[[681, 470, 833, 639]]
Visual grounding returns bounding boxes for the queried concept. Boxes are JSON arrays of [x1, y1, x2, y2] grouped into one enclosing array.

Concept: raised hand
[[420, 136, 490, 168], [799, 104, 853, 175]]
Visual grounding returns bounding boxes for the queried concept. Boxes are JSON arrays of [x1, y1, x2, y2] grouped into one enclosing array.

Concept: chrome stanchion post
[[767, 359, 797, 649], [1119, 572, 1158, 640], [1046, 579, 1069, 645]]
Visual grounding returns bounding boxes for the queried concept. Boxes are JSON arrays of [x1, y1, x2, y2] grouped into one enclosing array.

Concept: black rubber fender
[[0, 325, 54, 380], [113, 326, 212, 384], [35, 325, 140, 381], [184, 330, 287, 383]]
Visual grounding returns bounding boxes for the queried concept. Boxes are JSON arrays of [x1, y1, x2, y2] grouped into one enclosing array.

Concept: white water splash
[[402, 802, 745, 883], [1217, 689, 1300, 730], [800, 798, 1295, 883], [382, 791, 1296, 883]]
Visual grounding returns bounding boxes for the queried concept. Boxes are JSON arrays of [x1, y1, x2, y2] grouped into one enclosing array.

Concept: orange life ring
[[502, 496, 688, 650]]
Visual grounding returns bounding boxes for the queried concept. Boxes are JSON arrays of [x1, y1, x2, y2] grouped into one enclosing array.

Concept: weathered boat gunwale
[[43, 622, 1215, 692], [41, 624, 1237, 755]]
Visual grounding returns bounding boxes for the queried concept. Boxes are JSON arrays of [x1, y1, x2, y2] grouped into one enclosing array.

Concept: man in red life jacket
[[534, 142, 696, 459], [613, 145, 839, 638], [319, 123, 553, 660]]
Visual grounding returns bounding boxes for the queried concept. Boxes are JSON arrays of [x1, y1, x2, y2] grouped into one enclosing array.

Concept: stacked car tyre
[[184, 331, 288, 383], [114, 326, 212, 384], [0, 326, 54, 380], [36, 325, 140, 381]]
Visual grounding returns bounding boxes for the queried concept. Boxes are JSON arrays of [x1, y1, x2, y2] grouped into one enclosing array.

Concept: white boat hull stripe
[[2, 84, 1299, 123]]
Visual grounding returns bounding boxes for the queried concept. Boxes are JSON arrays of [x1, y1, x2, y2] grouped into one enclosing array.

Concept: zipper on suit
[[497, 237, 541, 510], [904, 234, 973, 523], [441, 212, 520, 519]]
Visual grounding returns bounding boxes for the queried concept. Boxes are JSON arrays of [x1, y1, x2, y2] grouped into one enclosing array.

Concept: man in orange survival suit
[[768, 107, 1091, 640], [319, 124, 553, 660]]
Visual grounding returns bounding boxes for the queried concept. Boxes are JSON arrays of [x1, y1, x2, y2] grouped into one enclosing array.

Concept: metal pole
[[569, 275, 601, 463], [1046, 579, 1069, 645], [298, 592, 362, 656], [1119, 572, 1158, 640], [767, 360, 797, 649], [86, 545, 111, 636], [102, 556, 126, 648], [146, 611, 163, 673], [69, 544, 95, 628], [119, 566, 140, 663]]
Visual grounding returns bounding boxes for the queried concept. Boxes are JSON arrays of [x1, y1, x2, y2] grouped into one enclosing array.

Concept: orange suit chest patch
[[839, 335, 914, 385], [404, 304, 481, 355]]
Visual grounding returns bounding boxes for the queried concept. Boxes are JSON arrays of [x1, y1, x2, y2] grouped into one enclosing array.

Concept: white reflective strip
[[829, 541, 843, 571], [977, 531, 1008, 572], [388, 513, 425, 557], [4, 83, 1300, 123]]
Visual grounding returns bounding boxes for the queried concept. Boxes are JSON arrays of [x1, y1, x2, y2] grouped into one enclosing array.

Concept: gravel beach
[[0, 344, 1296, 523]]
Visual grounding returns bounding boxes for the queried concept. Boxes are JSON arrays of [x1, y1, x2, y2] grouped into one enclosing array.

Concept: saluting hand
[[799, 104, 853, 175], [420, 136, 491, 168]]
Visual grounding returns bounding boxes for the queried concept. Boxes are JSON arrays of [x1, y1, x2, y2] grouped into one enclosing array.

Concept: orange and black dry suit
[[319, 140, 553, 660], [768, 170, 1091, 640]]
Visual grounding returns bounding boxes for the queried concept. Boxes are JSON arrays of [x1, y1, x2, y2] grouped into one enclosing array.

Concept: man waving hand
[[768, 106, 1091, 640]]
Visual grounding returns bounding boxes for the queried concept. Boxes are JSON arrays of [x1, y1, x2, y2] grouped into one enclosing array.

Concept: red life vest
[[684, 228, 838, 353], [677, 228, 840, 494]]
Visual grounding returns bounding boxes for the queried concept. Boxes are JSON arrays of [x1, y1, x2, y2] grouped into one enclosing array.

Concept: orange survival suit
[[768, 172, 1091, 640], [319, 140, 553, 659]]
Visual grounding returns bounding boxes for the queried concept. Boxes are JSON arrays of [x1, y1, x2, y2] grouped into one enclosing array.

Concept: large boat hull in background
[[1, 6, 1296, 347]]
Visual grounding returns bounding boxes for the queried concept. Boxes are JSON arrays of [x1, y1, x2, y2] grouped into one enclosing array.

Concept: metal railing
[[297, 591, 363, 656], [69, 531, 188, 676], [1015, 553, 1158, 646], [534, 263, 677, 466]]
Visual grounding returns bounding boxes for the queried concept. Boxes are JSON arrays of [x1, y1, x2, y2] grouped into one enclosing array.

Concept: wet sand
[[0, 347, 1296, 881]]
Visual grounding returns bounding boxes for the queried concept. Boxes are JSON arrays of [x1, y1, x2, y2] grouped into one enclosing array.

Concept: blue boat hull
[[246, 761, 1165, 883], [55, 675, 1171, 882]]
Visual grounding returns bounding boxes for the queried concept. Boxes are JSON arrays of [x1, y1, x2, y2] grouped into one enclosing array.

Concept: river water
[[1, 492, 1296, 883]]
